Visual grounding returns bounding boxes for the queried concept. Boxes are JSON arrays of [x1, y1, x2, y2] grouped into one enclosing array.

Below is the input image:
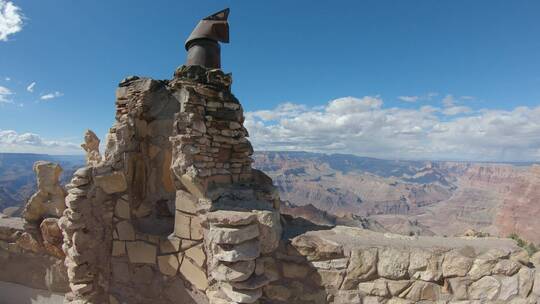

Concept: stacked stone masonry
[[2, 65, 540, 304]]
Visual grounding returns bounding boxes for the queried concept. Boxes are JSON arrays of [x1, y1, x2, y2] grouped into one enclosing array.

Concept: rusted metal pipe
[[185, 8, 230, 69]]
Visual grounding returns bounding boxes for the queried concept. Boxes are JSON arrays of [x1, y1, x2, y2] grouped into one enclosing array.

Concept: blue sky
[[1, 1, 540, 161]]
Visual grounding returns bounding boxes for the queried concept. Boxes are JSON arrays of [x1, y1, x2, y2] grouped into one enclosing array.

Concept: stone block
[[400, 281, 440, 301], [160, 236, 181, 254], [498, 275, 519, 301], [126, 241, 157, 264], [158, 254, 179, 276], [386, 280, 412, 296], [517, 267, 535, 297], [208, 224, 259, 245], [94, 171, 127, 194], [358, 279, 390, 297], [442, 250, 473, 278], [533, 269, 540, 296], [469, 276, 500, 300], [112, 240, 126, 257], [221, 283, 262, 303], [190, 215, 203, 240], [162, 150, 175, 193], [185, 243, 206, 267], [468, 258, 496, 280], [70, 282, 93, 296], [179, 256, 208, 291], [174, 211, 191, 239], [214, 239, 260, 262], [175, 190, 198, 214], [114, 198, 130, 219], [378, 248, 410, 280], [310, 257, 349, 270], [179, 173, 205, 199], [342, 248, 378, 289], [493, 259, 521, 276], [291, 233, 344, 261], [40, 218, 63, 245], [116, 221, 135, 241], [510, 249, 530, 265], [231, 275, 270, 290], [333, 290, 362, 304], [446, 277, 471, 300], [205, 210, 257, 226], [254, 210, 281, 254], [212, 260, 255, 282]]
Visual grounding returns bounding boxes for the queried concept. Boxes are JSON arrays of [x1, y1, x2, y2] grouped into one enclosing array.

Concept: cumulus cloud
[[442, 106, 472, 116], [0, 129, 81, 154], [40, 91, 63, 100], [245, 96, 540, 162], [26, 81, 35, 92], [0, 0, 23, 41], [439, 94, 473, 116], [0, 85, 13, 104]]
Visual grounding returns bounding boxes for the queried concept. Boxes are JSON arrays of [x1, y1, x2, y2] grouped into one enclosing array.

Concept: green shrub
[[509, 233, 539, 256]]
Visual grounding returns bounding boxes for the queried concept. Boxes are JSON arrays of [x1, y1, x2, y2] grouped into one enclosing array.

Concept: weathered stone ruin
[[1, 9, 540, 304]]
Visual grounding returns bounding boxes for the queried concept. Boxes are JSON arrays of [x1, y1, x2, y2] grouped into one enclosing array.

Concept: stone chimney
[[58, 9, 282, 304]]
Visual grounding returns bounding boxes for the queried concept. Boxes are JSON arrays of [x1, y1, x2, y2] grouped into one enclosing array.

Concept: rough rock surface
[[22, 161, 66, 222], [81, 129, 102, 166]]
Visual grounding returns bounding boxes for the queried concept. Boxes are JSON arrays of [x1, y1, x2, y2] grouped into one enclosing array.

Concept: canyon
[[2, 151, 539, 246], [254, 151, 540, 245]]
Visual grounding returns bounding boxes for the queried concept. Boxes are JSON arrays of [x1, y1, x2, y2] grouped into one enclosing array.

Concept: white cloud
[[442, 106, 472, 116], [0, 129, 81, 154], [40, 91, 63, 100], [398, 96, 419, 103], [245, 96, 540, 162], [439, 94, 474, 116], [0, 85, 13, 104], [0, 1, 23, 41], [398, 92, 438, 103], [4, 77, 10, 81], [26, 81, 35, 92], [442, 94, 455, 107]]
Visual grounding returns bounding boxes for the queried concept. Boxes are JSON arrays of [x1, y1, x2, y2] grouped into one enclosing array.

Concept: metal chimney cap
[[185, 8, 230, 50]]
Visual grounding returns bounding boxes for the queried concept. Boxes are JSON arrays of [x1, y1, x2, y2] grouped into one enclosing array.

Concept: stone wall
[[264, 225, 540, 304]]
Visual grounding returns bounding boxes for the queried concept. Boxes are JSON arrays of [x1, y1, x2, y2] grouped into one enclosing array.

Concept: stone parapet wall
[[263, 225, 540, 304], [0, 216, 68, 294]]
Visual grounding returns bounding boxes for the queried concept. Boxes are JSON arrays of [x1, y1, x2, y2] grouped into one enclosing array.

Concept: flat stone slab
[[295, 226, 521, 256]]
